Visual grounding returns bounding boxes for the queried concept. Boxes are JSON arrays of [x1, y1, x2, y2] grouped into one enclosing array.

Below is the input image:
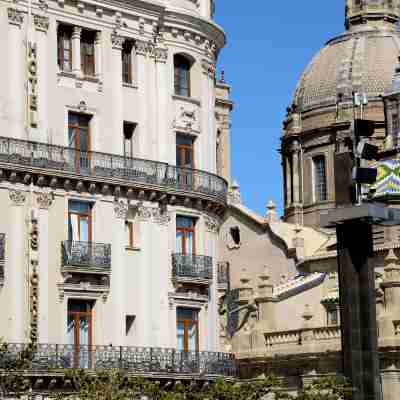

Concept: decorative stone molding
[[9, 189, 26, 206], [36, 191, 53, 210], [114, 200, 128, 219], [58, 281, 110, 303], [34, 14, 49, 32], [172, 106, 199, 134], [111, 33, 124, 50], [72, 26, 82, 40], [38, 0, 49, 12], [137, 204, 152, 221], [154, 47, 168, 63], [204, 40, 217, 60], [152, 208, 171, 225], [202, 59, 216, 79], [205, 215, 219, 233], [8, 8, 24, 27]]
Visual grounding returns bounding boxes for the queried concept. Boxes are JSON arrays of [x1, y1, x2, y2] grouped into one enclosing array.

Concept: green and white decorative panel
[[372, 159, 400, 197]]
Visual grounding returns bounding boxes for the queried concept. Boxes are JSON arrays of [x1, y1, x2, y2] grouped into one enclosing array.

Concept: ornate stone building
[[0, 0, 235, 384]]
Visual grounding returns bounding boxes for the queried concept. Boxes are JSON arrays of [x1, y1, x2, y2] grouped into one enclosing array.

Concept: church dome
[[293, 28, 400, 112]]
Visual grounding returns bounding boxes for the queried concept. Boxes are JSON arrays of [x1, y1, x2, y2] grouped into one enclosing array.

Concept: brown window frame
[[68, 200, 93, 243], [68, 112, 91, 172], [81, 30, 96, 77], [174, 55, 191, 97], [122, 40, 134, 84], [176, 216, 196, 255], [177, 308, 199, 352], [58, 25, 73, 72], [176, 135, 195, 169]]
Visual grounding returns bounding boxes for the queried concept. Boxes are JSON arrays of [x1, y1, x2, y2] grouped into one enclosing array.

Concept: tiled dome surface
[[293, 29, 400, 111]]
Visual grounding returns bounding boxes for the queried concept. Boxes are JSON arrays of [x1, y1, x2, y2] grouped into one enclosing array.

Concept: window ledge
[[125, 246, 141, 252], [172, 94, 201, 106], [57, 72, 102, 84], [123, 82, 139, 89]]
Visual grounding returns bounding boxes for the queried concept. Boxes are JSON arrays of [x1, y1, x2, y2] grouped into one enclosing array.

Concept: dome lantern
[[345, 0, 400, 30]]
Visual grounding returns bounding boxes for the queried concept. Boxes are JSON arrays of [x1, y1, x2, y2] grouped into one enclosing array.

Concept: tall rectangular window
[[122, 40, 134, 84], [123, 122, 136, 159], [58, 25, 72, 72], [68, 200, 92, 243], [176, 135, 194, 169], [177, 308, 199, 352], [81, 30, 95, 77], [174, 55, 191, 97], [313, 155, 327, 202], [176, 216, 196, 255], [68, 112, 91, 172]]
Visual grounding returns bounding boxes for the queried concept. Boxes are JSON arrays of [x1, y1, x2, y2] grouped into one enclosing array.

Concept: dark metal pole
[[336, 220, 380, 400]]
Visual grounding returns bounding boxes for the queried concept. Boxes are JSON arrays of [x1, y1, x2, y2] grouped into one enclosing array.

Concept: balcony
[[61, 240, 111, 274], [172, 253, 213, 283], [0, 343, 236, 378], [0, 137, 227, 204], [0, 233, 4, 285]]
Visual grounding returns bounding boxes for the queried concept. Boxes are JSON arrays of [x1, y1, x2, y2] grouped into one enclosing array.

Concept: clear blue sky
[[215, 1, 344, 216]]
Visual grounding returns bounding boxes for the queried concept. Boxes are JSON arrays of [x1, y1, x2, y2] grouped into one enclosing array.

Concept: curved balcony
[[172, 253, 213, 283], [0, 343, 236, 378], [61, 240, 111, 274], [0, 137, 227, 203]]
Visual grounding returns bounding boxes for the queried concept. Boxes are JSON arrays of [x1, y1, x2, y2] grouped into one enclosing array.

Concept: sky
[[214, 1, 345, 217]]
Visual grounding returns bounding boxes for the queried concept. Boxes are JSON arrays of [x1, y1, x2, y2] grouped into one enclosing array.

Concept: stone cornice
[[8, 7, 24, 27]]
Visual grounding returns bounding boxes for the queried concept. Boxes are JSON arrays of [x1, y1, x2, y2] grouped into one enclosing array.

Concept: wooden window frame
[[177, 308, 199, 352], [176, 217, 196, 255], [81, 30, 96, 77], [58, 25, 73, 72], [68, 201, 93, 243], [174, 55, 191, 98], [68, 112, 91, 173], [176, 135, 195, 169]]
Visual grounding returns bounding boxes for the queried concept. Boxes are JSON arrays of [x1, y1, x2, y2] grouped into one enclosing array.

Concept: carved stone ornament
[[34, 14, 49, 32], [202, 59, 216, 78], [154, 47, 168, 63], [9, 189, 26, 206], [111, 33, 124, 50], [8, 8, 24, 27], [205, 215, 219, 233], [114, 200, 128, 219], [152, 208, 171, 226], [36, 191, 53, 209], [173, 106, 199, 133]]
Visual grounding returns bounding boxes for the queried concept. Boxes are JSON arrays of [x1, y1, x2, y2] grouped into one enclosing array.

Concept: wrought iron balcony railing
[[217, 262, 230, 286], [61, 240, 111, 271], [172, 253, 213, 281], [0, 343, 236, 377], [0, 137, 227, 202]]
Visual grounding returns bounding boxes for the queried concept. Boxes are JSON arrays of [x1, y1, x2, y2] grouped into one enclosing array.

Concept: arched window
[[174, 54, 191, 97], [313, 155, 327, 202]]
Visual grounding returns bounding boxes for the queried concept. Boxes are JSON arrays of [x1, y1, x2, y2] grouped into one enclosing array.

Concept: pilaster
[[72, 27, 82, 77]]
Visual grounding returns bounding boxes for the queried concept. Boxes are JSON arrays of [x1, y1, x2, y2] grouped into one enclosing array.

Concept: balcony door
[[67, 300, 93, 368], [177, 308, 199, 352], [176, 135, 194, 188], [68, 112, 91, 173], [176, 216, 195, 255]]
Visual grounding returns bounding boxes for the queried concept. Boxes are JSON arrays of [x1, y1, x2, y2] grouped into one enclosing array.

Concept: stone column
[[8, 189, 27, 342], [381, 360, 400, 400], [7, 7, 25, 139], [292, 141, 301, 204], [37, 192, 53, 343], [285, 155, 292, 207], [94, 31, 102, 80], [255, 266, 276, 331], [72, 27, 82, 77], [110, 33, 124, 154], [34, 15, 50, 142]]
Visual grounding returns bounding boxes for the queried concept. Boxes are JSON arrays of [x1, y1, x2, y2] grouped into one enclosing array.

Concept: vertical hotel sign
[[27, 41, 38, 127]]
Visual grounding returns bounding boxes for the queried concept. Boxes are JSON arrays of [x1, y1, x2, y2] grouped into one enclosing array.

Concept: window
[[81, 30, 96, 77], [230, 227, 241, 246], [392, 112, 399, 146], [122, 40, 134, 84], [123, 122, 136, 159], [174, 54, 191, 97], [176, 216, 196, 255], [68, 201, 92, 243], [313, 155, 327, 202], [67, 300, 93, 367], [327, 307, 339, 326], [58, 25, 72, 72], [68, 112, 91, 171], [177, 308, 199, 351], [125, 315, 136, 336], [176, 135, 194, 169]]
